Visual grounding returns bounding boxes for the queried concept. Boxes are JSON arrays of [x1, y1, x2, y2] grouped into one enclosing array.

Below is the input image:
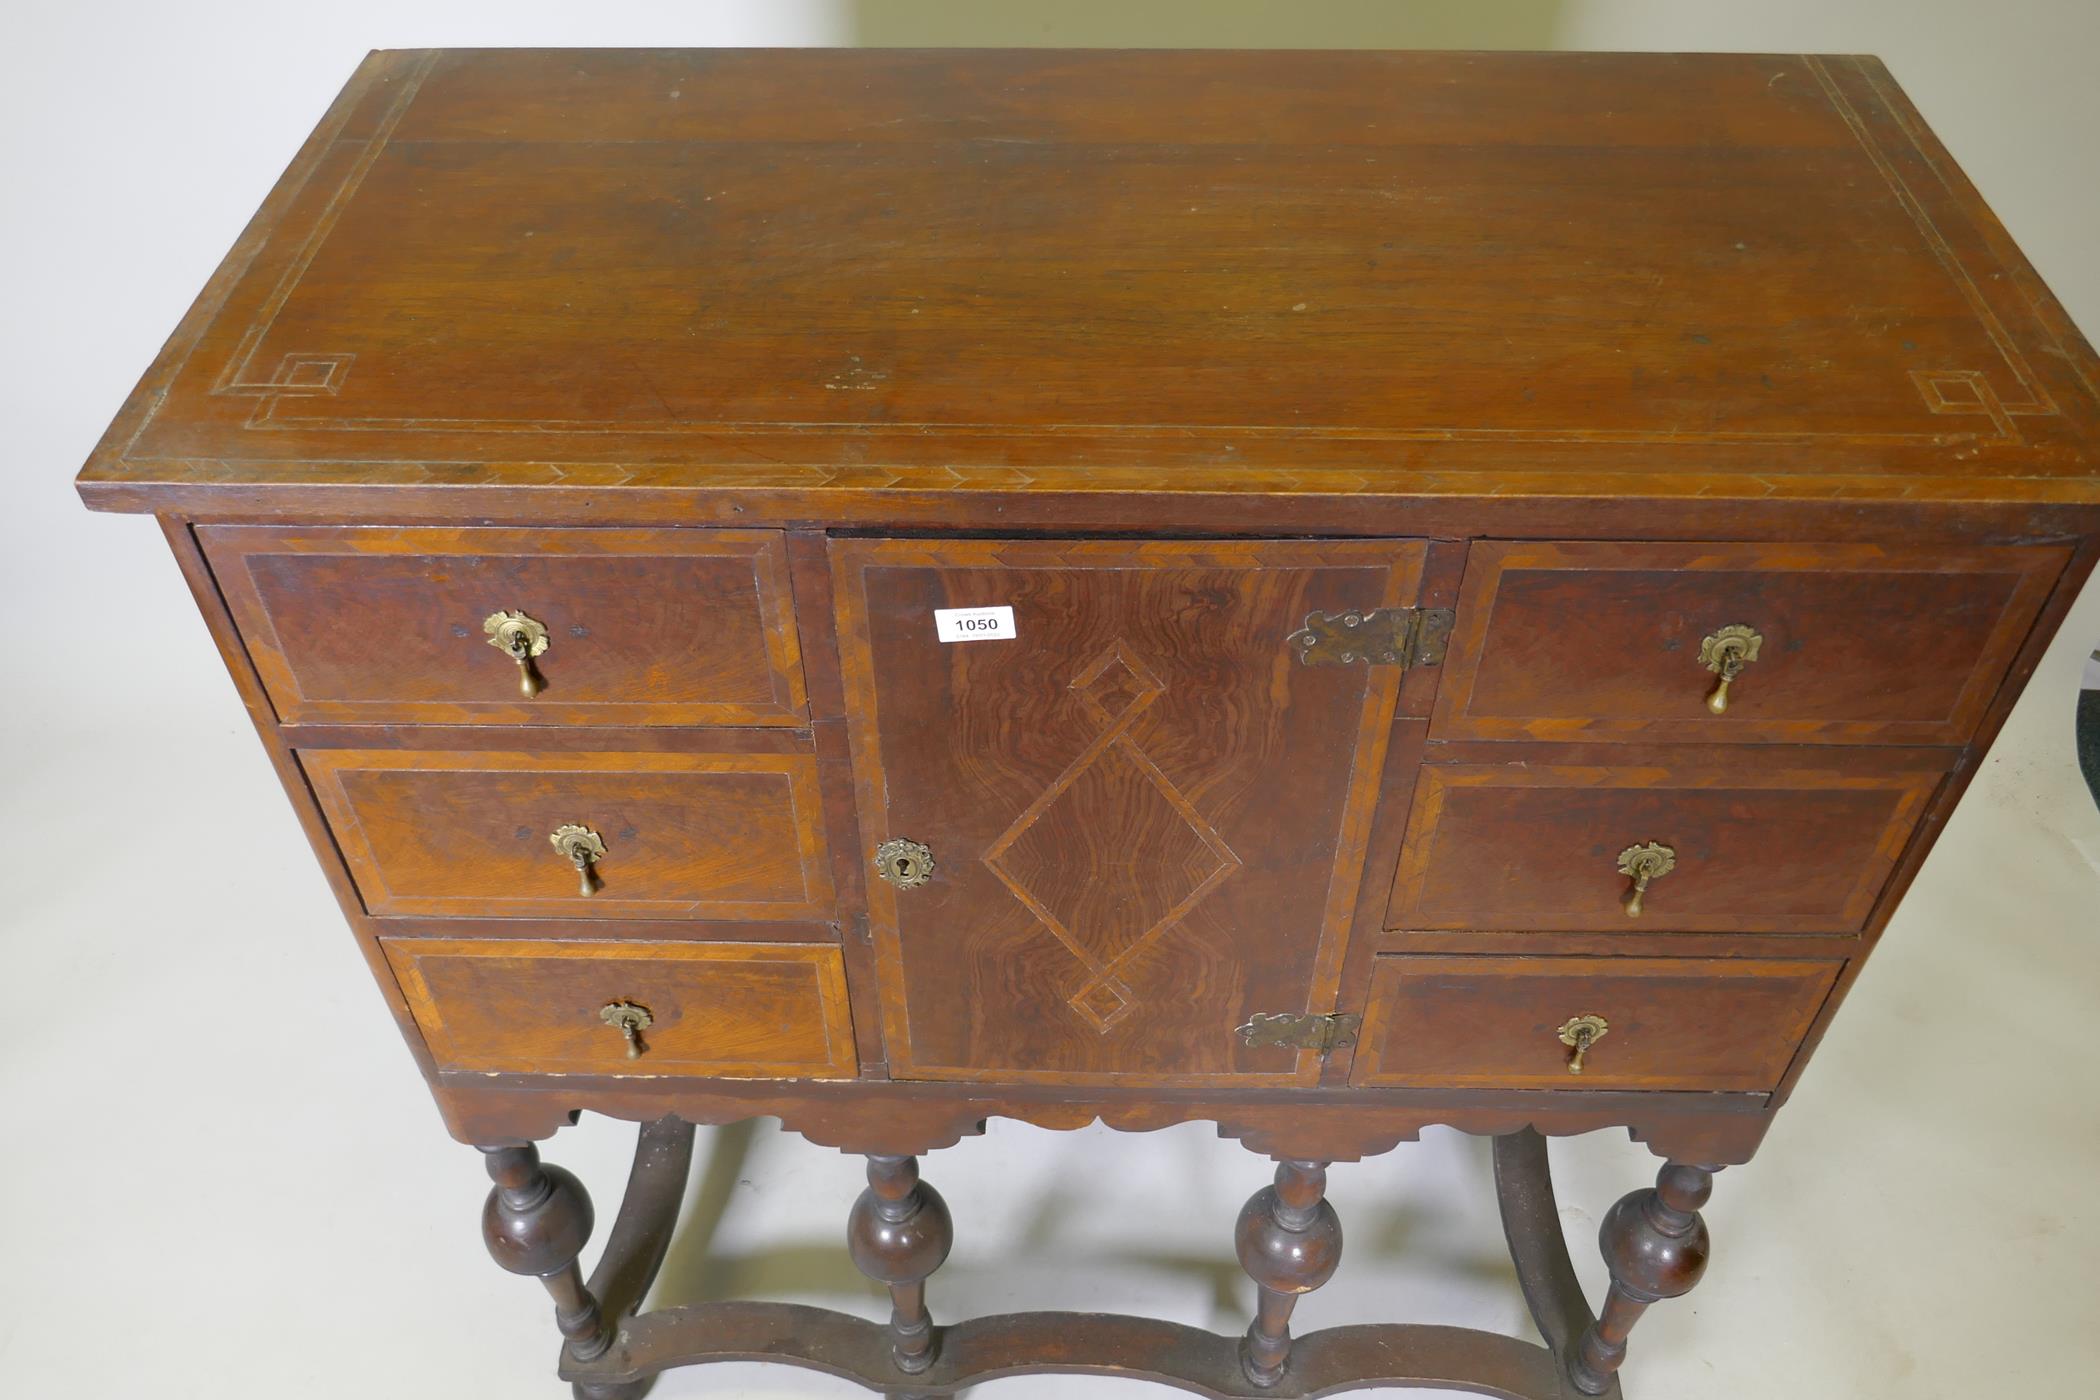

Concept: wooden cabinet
[[77, 48, 2100, 1400]]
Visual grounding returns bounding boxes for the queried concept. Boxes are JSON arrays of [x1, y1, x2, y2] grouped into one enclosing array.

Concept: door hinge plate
[[1236, 1011, 1364, 1056], [1288, 607, 1455, 668]]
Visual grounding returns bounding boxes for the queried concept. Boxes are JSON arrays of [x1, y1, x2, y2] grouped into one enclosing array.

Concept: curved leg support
[[1492, 1128, 1601, 1372], [1235, 1159, 1344, 1389], [847, 1155, 954, 1376], [1570, 1161, 1717, 1395], [565, 1118, 696, 1400], [533, 1120, 1719, 1400]]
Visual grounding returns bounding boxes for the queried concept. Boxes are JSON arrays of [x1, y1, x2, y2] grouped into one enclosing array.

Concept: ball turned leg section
[[480, 1143, 645, 1399], [847, 1155, 954, 1376], [1570, 1162, 1717, 1395], [570, 1380, 650, 1400], [1235, 1159, 1343, 1389]]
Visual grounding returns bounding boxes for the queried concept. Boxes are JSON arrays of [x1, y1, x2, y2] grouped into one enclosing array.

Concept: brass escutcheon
[[1698, 624, 1763, 715], [484, 609, 551, 698], [1557, 1014, 1610, 1075], [550, 823, 607, 897], [873, 838, 935, 890], [1615, 841, 1676, 918], [599, 1000, 654, 1060]]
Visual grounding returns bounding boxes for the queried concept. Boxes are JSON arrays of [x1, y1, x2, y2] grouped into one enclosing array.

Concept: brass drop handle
[[1698, 624, 1763, 715], [600, 1000, 653, 1059], [1616, 841, 1676, 918], [874, 838, 935, 890], [550, 824, 607, 896], [1558, 1014, 1610, 1075], [484, 610, 551, 698]]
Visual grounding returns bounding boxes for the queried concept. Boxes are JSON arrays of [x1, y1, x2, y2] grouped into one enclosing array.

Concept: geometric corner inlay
[[212, 347, 357, 427], [1909, 368, 2019, 442]]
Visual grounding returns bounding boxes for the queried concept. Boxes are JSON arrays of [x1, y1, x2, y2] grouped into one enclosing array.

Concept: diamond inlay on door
[[982, 642, 1242, 1032], [831, 537, 1427, 1085]]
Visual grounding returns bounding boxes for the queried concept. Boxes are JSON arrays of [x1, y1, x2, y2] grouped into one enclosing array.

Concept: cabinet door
[[833, 539, 1426, 1085]]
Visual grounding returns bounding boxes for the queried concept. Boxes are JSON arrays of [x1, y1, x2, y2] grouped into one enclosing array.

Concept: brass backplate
[[1288, 608, 1455, 668], [1698, 623, 1763, 676], [600, 1000, 654, 1034], [484, 609, 550, 658], [1235, 1011, 1363, 1055], [1615, 841, 1676, 882], [551, 823, 608, 864]]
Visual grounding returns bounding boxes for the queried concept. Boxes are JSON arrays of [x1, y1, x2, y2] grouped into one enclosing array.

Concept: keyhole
[[874, 839, 933, 890]]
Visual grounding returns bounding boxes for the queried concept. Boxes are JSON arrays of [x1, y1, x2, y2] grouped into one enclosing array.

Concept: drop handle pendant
[[484, 610, 551, 698], [550, 824, 607, 896], [1616, 841, 1676, 918], [600, 1001, 653, 1059], [1558, 1014, 1609, 1075], [1698, 624, 1763, 715]]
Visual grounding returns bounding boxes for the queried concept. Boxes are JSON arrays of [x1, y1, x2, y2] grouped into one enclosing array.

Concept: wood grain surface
[[77, 49, 2100, 513], [1387, 754, 1945, 934], [1350, 955, 1843, 1091], [304, 748, 835, 920], [385, 938, 857, 1078], [833, 538, 1424, 1086], [1430, 540, 2067, 744], [202, 525, 806, 725]]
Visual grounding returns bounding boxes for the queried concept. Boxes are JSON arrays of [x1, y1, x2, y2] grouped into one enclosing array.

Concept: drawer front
[[305, 749, 835, 920], [201, 525, 807, 726], [385, 938, 857, 1078], [1387, 760, 1941, 933], [1349, 954, 1841, 1091], [1431, 541, 2065, 744]]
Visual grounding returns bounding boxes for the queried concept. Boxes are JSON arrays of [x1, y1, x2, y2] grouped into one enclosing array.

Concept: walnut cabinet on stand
[[79, 48, 2100, 1399]]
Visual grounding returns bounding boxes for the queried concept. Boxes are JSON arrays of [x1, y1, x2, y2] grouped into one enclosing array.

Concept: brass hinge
[[1288, 607, 1455, 668], [1235, 1011, 1364, 1056]]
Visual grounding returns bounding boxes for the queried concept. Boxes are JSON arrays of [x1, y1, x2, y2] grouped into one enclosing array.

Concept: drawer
[[1386, 758, 1942, 934], [304, 749, 835, 920], [384, 938, 857, 1078], [1349, 954, 1841, 1091], [1430, 541, 2065, 744], [200, 525, 807, 726]]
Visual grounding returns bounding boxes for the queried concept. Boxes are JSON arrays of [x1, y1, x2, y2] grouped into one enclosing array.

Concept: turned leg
[[847, 1154, 954, 1376], [1570, 1161, 1718, 1395], [480, 1142, 646, 1400], [1234, 1159, 1343, 1388]]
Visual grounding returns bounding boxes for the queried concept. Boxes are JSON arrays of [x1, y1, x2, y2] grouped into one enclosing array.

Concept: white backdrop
[[5, 4, 2099, 1398]]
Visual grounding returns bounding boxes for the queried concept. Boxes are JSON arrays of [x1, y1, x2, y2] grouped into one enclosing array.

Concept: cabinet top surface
[[79, 48, 2100, 510]]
